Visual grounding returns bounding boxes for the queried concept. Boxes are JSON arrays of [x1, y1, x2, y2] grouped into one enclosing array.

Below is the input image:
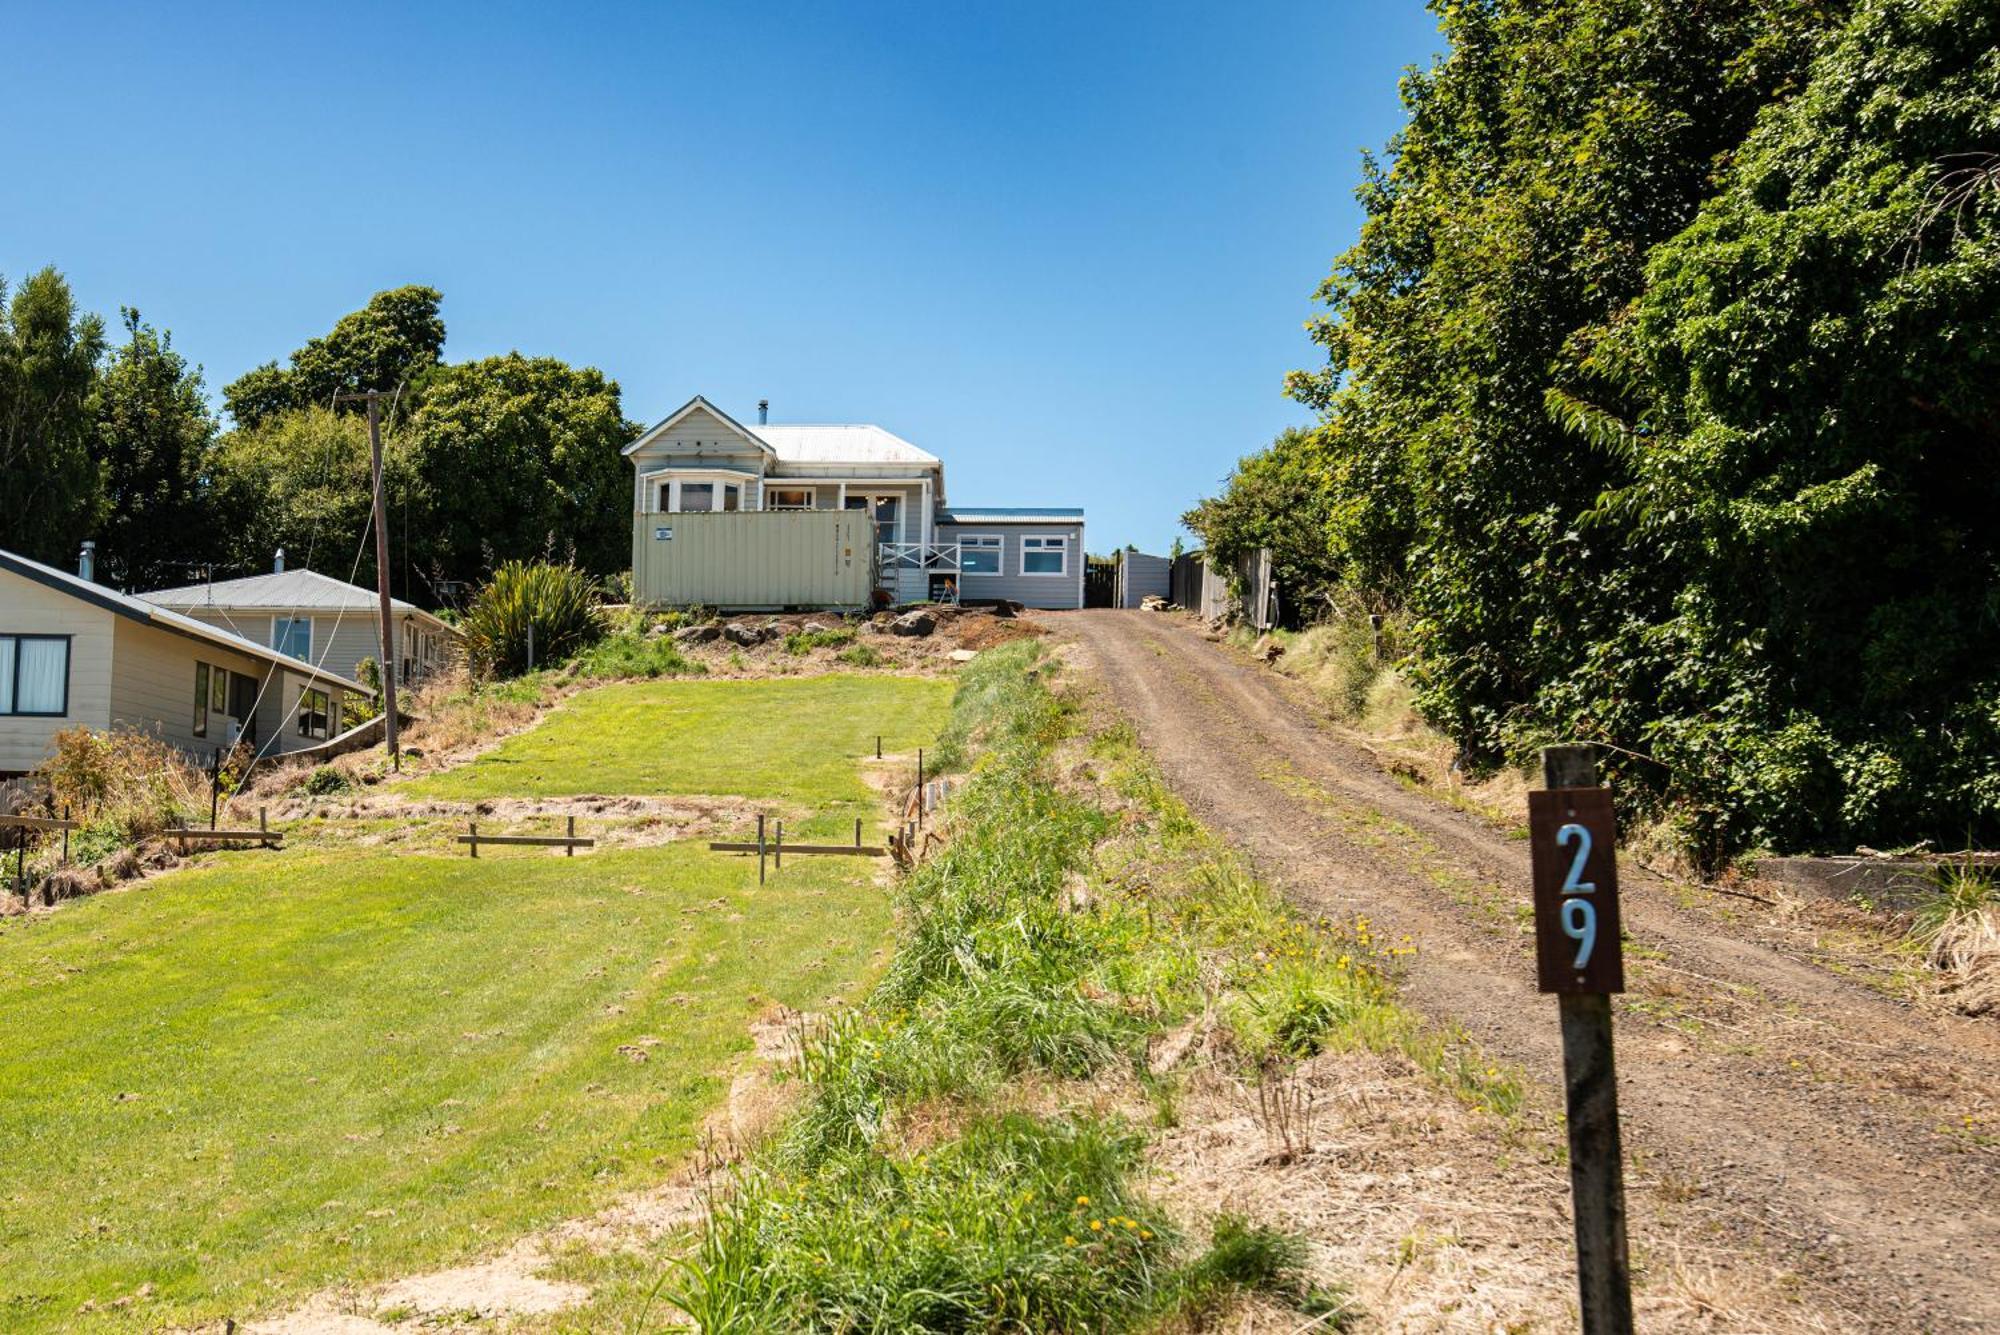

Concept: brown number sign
[[1528, 787, 1624, 993]]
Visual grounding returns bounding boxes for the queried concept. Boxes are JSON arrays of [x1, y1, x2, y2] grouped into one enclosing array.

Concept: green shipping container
[[632, 510, 874, 609]]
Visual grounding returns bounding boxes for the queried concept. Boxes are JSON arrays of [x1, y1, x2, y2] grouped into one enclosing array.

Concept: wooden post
[[259, 807, 269, 849], [1536, 744, 1633, 1335], [210, 747, 221, 830], [916, 748, 925, 829], [855, 817, 862, 849], [774, 821, 783, 871], [13, 826, 23, 901], [876, 734, 882, 760], [177, 820, 187, 859], [62, 806, 70, 864], [757, 814, 767, 885], [468, 821, 478, 859], [567, 814, 576, 857]]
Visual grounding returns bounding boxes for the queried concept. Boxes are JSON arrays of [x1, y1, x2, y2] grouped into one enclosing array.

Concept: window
[[194, 662, 210, 737], [768, 487, 815, 510], [297, 687, 331, 740], [273, 617, 311, 661], [1021, 535, 1069, 576], [0, 635, 70, 716], [722, 483, 741, 512], [211, 665, 231, 716], [959, 534, 1002, 576], [680, 482, 715, 512]]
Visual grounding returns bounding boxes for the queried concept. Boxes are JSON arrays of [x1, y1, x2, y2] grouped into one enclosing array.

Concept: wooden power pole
[[337, 389, 400, 770]]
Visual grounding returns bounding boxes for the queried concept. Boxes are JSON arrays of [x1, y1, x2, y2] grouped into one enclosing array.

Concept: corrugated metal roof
[[140, 568, 441, 621], [0, 548, 373, 694], [937, 506, 1085, 523], [754, 424, 939, 466]]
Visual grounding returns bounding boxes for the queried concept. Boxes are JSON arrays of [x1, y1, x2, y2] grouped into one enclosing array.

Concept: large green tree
[[0, 269, 106, 563], [1282, 0, 2000, 860], [402, 353, 637, 584], [94, 310, 220, 588], [1182, 427, 1338, 619], [222, 285, 445, 429]]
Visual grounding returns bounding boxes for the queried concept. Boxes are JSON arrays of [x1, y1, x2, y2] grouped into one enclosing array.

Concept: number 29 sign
[[1528, 787, 1624, 993]]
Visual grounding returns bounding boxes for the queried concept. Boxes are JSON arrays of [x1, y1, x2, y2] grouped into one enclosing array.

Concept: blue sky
[[3, 1, 1442, 554]]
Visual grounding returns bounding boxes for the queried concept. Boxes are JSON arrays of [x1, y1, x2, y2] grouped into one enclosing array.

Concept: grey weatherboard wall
[[933, 522, 1086, 610]]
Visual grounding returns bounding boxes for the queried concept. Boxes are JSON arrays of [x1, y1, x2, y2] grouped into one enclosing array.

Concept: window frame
[[766, 486, 817, 511], [297, 686, 331, 741], [957, 533, 1003, 577], [0, 634, 72, 717], [272, 616, 313, 662], [1019, 535, 1070, 577], [194, 662, 210, 737]]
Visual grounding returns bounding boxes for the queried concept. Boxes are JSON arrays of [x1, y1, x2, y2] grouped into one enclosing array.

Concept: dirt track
[[1055, 610, 2000, 1333]]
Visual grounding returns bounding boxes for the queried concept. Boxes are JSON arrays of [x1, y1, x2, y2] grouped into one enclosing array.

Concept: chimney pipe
[[274, 547, 286, 574], [758, 399, 769, 425], [78, 541, 95, 583]]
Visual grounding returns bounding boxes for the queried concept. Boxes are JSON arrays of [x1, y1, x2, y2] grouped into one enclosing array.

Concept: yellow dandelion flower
[[1140, 1229, 1154, 1240], [1076, 1195, 1090, 1206], [1066, 1235, 1078, 1247], [1090, 1219, 1104, 1231]]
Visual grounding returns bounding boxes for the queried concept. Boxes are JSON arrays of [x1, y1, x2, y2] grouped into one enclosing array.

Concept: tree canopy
[[221, 285, 445, 430], [94, 310, 220, 589], [0, 269, 106, 564], [1200, 0, 1999, 861]]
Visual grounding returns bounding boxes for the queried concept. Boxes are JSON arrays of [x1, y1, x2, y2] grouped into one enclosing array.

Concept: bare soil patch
[[1054, 610, 2000, 1333]]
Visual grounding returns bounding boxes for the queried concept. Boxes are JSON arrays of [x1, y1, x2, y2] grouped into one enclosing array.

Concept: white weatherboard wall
[[0, 570, 114, 773], [634, 510, 872, 609]]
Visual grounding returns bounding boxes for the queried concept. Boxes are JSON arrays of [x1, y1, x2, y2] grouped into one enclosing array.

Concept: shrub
[[569, 632, 704, 681], [837, 643, 885, 669], [33, 727, 204, 845], [301, 765, 352, 797], [783, 626, 857, 655], [459, 561, 604, 678]]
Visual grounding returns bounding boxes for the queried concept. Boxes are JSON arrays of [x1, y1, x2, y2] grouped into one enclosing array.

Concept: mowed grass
[[0, 845, 886, 1332], [403, 675, 954, 807], [0, 672, 955, 1332]]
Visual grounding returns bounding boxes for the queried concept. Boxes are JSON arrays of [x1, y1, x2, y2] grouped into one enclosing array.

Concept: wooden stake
[[259, 807, 269, 849], [567, 814, 576, 857], [1540, 744, 1633, 1335], [468, 821, 478, 858], [775, 821, 783, 871], [855, 817, 862, 849], [916, 748, 925, 829], [876, 734, 882, 759], [757, 814, 767, 885]]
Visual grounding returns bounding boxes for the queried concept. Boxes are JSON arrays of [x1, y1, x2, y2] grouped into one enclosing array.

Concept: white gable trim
[[621, 395, 773, 458]]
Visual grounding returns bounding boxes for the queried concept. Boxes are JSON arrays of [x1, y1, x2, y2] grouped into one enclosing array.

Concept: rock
[[1251, 634, 1285, 664], [800, 620, 832, 635], [860, 621, 888, 635], [890, 609, 938, 637], [1140, 595, 1172, 612], [988, 600, 1021, 619], [722, 622, 766, 648], [673, 623, 722, 645], [947, 649, 979, 663], [40, 867, 94, 905]]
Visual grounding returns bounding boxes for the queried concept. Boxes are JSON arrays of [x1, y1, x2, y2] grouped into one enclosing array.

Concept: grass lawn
[[403, 675, 954, 810], [0, 844, 886, 1333], [0, 672, 955, 1332]]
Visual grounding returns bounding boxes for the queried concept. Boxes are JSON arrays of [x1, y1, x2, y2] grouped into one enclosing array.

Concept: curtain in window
[[680, 483, 715, 512], [0, 637, 14, 711], [16, 638, 68, 713]]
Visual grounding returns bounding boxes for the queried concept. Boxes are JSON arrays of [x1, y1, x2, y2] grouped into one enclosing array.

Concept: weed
[[837, 643, 886, 668], [569, 631, 705, 681], [302, 765, 351, 797], [1908, 858, 1998, 1013], [784, 626, 858, 655]]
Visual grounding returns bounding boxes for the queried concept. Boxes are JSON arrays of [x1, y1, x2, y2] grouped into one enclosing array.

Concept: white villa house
[[625, 396, 1085, 610]]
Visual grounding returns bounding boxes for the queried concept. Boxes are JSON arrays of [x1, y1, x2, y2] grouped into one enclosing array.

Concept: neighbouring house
[[626, 395, 1086, 610], [0, 544, 373, 778], [138, 555, 459, 689]]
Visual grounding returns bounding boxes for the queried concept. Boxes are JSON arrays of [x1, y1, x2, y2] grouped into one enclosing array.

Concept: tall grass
[[1909, 859, 1998, 1014], [662, 641, 1426, 1330]]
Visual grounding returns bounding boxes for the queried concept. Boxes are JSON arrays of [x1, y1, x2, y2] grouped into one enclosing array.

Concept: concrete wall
[[634, 509, 873, 609], [934, 522, 1087, 610]]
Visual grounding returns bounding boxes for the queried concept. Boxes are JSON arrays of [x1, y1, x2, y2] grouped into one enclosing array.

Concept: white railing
[[878, 542, 961, 573]]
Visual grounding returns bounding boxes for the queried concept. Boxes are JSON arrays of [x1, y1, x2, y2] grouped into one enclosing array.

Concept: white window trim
[[641, 468, 760, 513], [1019, 534, 1071, 577], [763, 485, 818, 511], [957, 533, 1004, 577], [272, 615, 313, 661]]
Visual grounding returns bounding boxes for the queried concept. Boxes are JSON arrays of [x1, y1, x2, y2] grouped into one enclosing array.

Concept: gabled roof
[[622, 395, 773, 458], [623, 395, 941, 469], [0, 548, 373, 695], [140, 568, 450, 631]]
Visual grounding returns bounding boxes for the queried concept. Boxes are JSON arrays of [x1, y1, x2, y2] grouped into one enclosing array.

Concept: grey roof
[[141, 568, 449, 628], [754, 424, 939, 466], [0, 548, 373, 694], [937, 506, 1085, 523]]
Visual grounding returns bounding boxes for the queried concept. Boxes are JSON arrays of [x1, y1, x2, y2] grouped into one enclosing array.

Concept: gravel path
[[1056, 610, 2000, 1333]]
